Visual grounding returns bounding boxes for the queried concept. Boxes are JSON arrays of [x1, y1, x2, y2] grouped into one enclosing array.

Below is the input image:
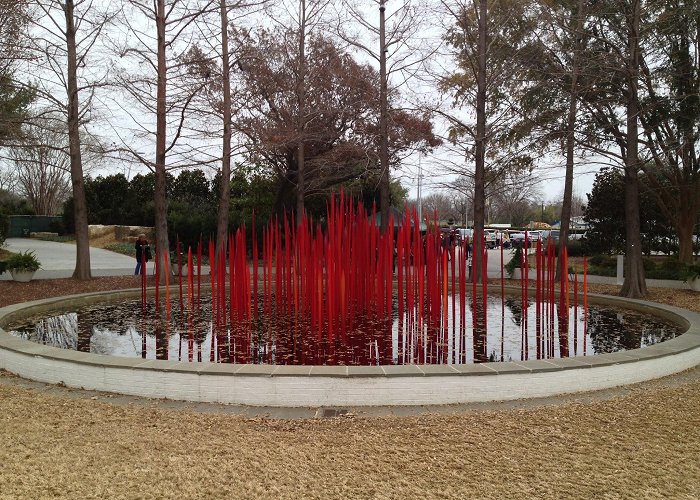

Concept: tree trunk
[[154, 0, 170, 282], [676, 156, 700, 263], [620, 0, 646, 298], [378, 0, 390, 232], [676, 207, 697, 263], [296, 142, 305, 224], [557, 0, 584, 281], [65, 0, 91, 280], [296, 0, 307, 226], [216, 0, 232, 258], [472, 0, 488, 283]]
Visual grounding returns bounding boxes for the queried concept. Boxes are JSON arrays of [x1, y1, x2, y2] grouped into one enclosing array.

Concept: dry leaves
[[1, 277, 699, 499]]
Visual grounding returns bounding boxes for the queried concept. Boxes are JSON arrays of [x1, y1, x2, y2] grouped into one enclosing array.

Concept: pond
[[7, 293, 682, 366]]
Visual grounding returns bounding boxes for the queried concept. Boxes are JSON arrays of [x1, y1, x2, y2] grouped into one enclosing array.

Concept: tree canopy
[[231, 27, 438, 214]]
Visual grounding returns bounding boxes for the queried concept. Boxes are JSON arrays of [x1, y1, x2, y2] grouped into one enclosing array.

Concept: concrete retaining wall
[[1, 289, 699, 407]]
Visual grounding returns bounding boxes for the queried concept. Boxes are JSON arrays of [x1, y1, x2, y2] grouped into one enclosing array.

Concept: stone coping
[[0, 286, 699, 407]]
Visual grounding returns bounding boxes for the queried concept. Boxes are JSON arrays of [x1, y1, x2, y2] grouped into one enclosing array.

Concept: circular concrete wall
[[1, 288, 699, 407]]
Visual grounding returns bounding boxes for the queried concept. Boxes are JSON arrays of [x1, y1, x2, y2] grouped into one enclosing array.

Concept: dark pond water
[[7, 294, 682, 365]]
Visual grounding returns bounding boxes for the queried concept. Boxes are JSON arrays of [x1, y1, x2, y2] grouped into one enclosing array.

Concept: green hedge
[[585, 255, 692, 280]]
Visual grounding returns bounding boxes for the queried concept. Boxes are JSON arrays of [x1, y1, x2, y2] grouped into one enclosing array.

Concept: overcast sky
[[10, 0, 606, 208]]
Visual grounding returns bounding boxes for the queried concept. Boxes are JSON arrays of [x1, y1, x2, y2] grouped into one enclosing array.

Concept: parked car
[[540, 229, 560, 242], [509, 230, 541, 248], [484, 230, 498, 249]]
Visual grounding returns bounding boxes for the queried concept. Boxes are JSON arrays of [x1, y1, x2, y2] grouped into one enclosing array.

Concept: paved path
[[1, 237, 140, 280], [3, 237, 515, 280], [3, 238, 644, 288]]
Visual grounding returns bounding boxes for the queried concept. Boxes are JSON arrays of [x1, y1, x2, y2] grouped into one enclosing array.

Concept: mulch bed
[[1, 276, 699, 499]]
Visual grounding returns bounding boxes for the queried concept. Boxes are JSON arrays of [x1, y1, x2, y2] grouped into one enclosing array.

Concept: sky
[[398, 149, 604, 205], [9, 0, 606, 212]]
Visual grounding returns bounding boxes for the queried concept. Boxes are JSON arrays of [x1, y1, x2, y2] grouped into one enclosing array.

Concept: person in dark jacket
[[134, 234, 151, 275]]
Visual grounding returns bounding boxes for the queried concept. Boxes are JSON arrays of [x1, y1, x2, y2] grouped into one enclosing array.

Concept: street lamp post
[[378, 0, 390, 231], [417, 154, 422, 224]]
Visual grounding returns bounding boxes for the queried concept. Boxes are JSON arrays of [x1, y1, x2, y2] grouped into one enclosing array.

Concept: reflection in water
[[8, 293, 681, 366]]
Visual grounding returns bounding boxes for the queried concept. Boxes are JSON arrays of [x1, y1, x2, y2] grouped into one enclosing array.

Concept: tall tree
[[439, 0, 539, 281], [337, 0, 436, 231], [64, 0, 90, 278], [6, 122, 72, 215], [215, 0, 232, 254], [530, 0, 589, 280], [284, 0, 329, 224], [619, 0, 646, 297], [182, 0, 268, 257], [0, 0, 34, 143], [112, 0, 209, 281], [496, 0, 597, 277], [636, 0, 700, 263], [552, 0, 650, 295], [23, 0, 113, 279], [556, 0, 586, 280], [569, 0, 697, 271], [231, 27, 437, 214]]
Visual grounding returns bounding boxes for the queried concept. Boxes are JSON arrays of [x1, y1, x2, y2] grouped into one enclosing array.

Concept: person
[[134, 234, 151, 275]]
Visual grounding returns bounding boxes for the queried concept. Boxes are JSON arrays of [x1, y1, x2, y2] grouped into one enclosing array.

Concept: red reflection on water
[[128, 197, 591, 366]]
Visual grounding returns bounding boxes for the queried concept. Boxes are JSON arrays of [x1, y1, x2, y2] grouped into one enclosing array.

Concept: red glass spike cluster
[[138, 195, 587, 366]]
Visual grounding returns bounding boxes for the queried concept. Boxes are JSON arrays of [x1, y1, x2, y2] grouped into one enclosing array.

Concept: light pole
[[417, 154, 422, 224], [378, 0, 390, 231], [464, 197, 468, 227]]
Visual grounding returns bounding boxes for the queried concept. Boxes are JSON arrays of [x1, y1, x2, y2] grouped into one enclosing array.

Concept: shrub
[[0, 209, 7, 246], [588, 254, 616, 268], [505, 246, 526, 277], [652, 259, 687, 280], [642, 257, 656, 273], [566, 239, 585, 257], [585, 254, 617, 277], [48, 219, 65, 236], [104, 242, 135, 256], [588, 254, 605, 266], [682, 262, 700, 282], [5, 250, 41, 272]]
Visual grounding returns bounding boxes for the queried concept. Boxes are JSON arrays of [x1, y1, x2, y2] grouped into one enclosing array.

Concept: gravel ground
[[1, 277, 699, 499]]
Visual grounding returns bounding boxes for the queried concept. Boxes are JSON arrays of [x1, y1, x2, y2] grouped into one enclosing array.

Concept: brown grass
[[1, 278, 699, 499]]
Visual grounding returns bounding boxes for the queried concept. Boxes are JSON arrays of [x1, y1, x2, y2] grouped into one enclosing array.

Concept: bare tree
[[421, 191, 455, 222], [271, 0, 332, 224], [180, 0, 269, 257], [110, 0, 212, 280], [225, 24, 437, 218], [7, 124, 71, 215], [437, 0, 542, 281], [21, 0, 114, 279], [336, 0, 437, 231], [1, 114, 102, 215], [0, 167, 17, 192], [64, 0, 90, 278], [216, 0, 233, 252], [489, 171, 542, 226]]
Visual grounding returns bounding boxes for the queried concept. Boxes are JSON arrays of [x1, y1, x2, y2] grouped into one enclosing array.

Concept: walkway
[[1, 237, 137, 280]]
